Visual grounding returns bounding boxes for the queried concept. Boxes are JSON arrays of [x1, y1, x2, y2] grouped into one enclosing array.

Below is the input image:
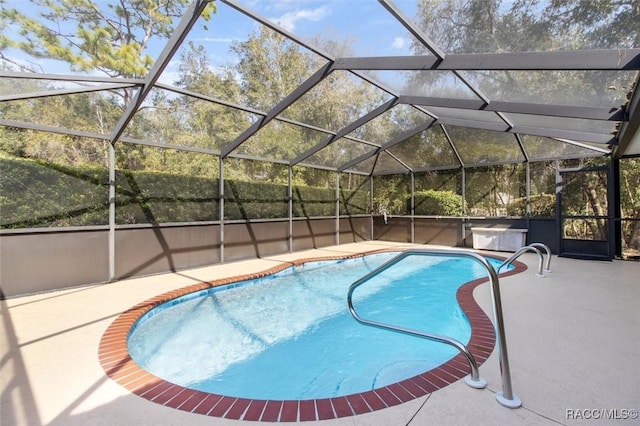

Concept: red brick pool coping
[[99, 249, 527, 422]]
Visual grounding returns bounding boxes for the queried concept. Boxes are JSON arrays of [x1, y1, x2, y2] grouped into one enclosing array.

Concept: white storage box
[[471, 227, 527, 252]]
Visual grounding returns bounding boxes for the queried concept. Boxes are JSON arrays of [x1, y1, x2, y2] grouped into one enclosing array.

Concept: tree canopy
[[0, 0, 215, 76]]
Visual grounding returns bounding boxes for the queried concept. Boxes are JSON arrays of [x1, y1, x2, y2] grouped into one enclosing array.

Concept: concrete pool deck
[[2, 241, 639, 425]]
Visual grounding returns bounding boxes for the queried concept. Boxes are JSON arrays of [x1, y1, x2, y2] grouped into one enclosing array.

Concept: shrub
[[1, 156, 363, 227], [0, 157, 109, 227], [413, 189, 463, 216]]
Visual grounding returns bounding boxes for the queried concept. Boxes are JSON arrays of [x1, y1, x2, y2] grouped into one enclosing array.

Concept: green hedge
[[339, 187, 369, 215], [292, 185, 334, 217], [0, 156, 364, 228], [225, 179, 287, 220], [0, 156, 109, 227], [413, 190, 463, 216], [116, 169, 219, 224]]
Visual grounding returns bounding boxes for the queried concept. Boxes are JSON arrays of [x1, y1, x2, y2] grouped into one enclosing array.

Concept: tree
[[229, 28, 394, 172], [1, 0, 215, 103], [620, 157, 640, 255], [544, 0, 640, 48], [465, 164, 525, 216], [410, 0, 636, 107], [0, 64, 123, 167], [231, 26, 317, 112], [412, 0, 639, 53], [0, 0, 215, 76], [373, 174, 412, 215], [1, 0, 218, 169]]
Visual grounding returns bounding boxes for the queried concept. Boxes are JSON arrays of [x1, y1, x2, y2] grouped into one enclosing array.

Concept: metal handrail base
[[498, 245, 546, 277], [465, 375, 488, 389], [497, 391, 523, 409], [528, 243, 552, 273]]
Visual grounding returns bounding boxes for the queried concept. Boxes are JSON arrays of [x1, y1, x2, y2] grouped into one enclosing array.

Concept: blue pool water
[[128, 252, 505, 400]]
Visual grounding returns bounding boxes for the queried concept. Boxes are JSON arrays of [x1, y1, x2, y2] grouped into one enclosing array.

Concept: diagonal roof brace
[[221, 0, 408, 155], [378, 0, 445, 60], [157, 82, 342, 139], [613, 73, 640, 158], [514, 133, 530, 162], [290, 97, 398, 165], [108, 0, 213, 145], [378, 0, 490, 105], [338, 119, 436, 172], [377, 149, 414, 174], [496, 111, 514, 131], [553, 138, 611, 154], [220, 61, 335, 158], [219, 0, 333, 61], [440, 124, 464, 168]]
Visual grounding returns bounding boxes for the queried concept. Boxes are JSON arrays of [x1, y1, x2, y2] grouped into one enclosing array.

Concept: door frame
[[555, 163, 614, 260]]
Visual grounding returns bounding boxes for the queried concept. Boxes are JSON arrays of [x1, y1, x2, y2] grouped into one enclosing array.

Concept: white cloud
[[157, 69, 180, 86], [195, 37, 235, 43], [272, 7, 329, 32], [391, 36, 407, 50]]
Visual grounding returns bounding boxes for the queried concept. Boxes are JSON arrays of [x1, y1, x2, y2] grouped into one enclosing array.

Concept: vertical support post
[[461, 167, 467, 216], [610, 158, 621, 258], [525, 162, 531, 216], [411, 171, 415, 243], [525, 161, 531, 241], [461, 167, 467, 246], [370, 175, 374, 240], [108, 143, 116, 281], [555, 159, 563, 256], [335, 172, 340, 245], [219, 157, 225, 264], [288, 165, 293, 253]]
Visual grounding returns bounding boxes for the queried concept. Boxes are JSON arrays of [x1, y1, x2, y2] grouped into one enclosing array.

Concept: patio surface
[[2, 241, 639, 425]]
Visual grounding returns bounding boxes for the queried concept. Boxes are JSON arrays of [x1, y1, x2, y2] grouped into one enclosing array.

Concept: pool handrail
[[527, 242, 552, 273], [498, 245, 545, 277], [347, 248, 521, 408]]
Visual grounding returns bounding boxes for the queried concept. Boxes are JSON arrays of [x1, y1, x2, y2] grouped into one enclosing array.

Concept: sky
[[188, 0, 419, 74], [0, 0, 419, 85]]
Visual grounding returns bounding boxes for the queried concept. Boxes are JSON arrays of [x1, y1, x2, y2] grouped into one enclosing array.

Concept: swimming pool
[[99, 249, 525, 421]]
